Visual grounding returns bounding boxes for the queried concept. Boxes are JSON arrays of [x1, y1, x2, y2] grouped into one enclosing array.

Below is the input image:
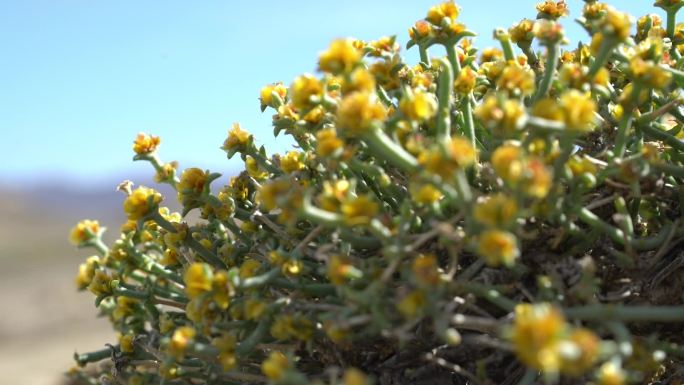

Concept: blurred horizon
[[1, 1, 658, 189]]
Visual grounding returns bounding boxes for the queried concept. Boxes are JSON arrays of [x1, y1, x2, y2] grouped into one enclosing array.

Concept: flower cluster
[[68, 1, 684, 384]]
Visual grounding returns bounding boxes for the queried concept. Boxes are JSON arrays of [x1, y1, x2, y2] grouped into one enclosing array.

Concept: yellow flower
[[583, 2, 609, 20], [410, 183, 443, 205], [491, 143, 524, 183], [342, 68, 376, 95], [316, 128, 344, 158], [280, 151, 305, 173], [409, 20, 433, 41], [419, 136, 477, 179], [69, 219, 101, 246], [222, 123, 252, 154], [291, 73, 323, 110], [336, 91, 387, 136], [239, 259, 262, 279], [368, 36, 399, 57], [453, 66, 477, 94], [154, 161, 178, 184], [341, 195, 379, 226], [327, 255, 360, 285], [132, 132, 161, 155], [343, 368, 369, 385], [568, 155, 598, 177], [601, 8, 633, 40], [412, 254, 441, 286], [281, 259, 303, 277], [123, 186, 163, 221], [509, 19, 534, 44], [629, 57, 672, 88], [559, 328, 599, 376], [473, 194, 519, 228], [169, 326, 196, 359], [596, 362, 626, 385], [177, 167, 207, 206], [510, 303, 567, 372], [261, 351, 290, 380], [257, 178, 303, 223], [184, 262, 213, 299], [213, 334, 237, 371], [319, 38, 362, 74], [426, 1, 460, 25], [112, 296, 139, 321], [559, 90, 597, 132], [524, 158, 552, 198], [245, 156, 268, 180], [477, 230, 520, 267], [119, 332, 135, 353], [75, 256, 99, 290], [535, 0, 569, 19], [475, 95, 527, 135], [270, 314, 314, 341], [244, 298, 267, 320], [212, 271, 232, 309], [532, 98, 564, 123], [397, 289, 426, 318], [260, 82, 287, 109], [532, 19, 565, 43], [497, 64, 535, 96], [480, 48, 503, 63], [399, 90, 437, 122], [88, 269, 113, 296]]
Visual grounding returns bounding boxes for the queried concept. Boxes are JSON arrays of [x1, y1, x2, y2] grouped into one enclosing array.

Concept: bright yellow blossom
[[132, 132, 161, 155], [337, 91, 387, 136], [123, 186, 163, 220], [559, 90, 597, 132], [596, 362, 626, 385], [261, 351, 290, 380], [399, 90, 437, 121], [319, 38, 362, 74], [477, 229, 520, 266], [260, 82, 287, 110], [316, 128, 344, 158], [426, 1, 460, 25], [510, 303, 567, 372], [184, 262, 213, 299], [291, 73, 323, 110], [453, 66, 477, 94], [341, 195, 379, 226], [169, 326, 196, 359], [280, 151, 305, 173], [69, 219, 102, 246], [473, 194, 519, 228], [222, 123, 252, 154]]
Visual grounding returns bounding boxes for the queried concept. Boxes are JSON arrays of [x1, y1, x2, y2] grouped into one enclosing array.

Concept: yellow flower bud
[[132, 132, 160, 155], [261, 351, 290, 380], [341, 195, 379, 226], [337, 91, 387, 136], [399, 90, 437, 122], [473, 194, 519, 228], [280, 151, 305, 174], [123, 186, 163, 220], [69, 219, 101, 246], [511, 303, 567, 372]]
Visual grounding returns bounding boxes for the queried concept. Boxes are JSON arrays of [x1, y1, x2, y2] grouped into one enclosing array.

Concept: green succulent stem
[[588, 37, 616, 80], [500, 38, 516, 62], [532, 43, 560, 103], [461, 96, 476, 149], [74, 347, 113, 367], [667, 9, 678, 42], [419, 44, 429, 65], [565, 304, 684, 322], [436, 58, 454, 138], [614, 108, 635, 159], [363, 125, 419, 173], [445, 43, 462, 73]]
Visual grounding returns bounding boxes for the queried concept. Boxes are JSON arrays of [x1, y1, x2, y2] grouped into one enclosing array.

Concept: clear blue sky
[[0, 1, 657, 188]]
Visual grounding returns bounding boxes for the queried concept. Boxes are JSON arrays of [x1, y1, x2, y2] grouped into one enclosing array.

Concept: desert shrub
[[67, 1, 684, 384]]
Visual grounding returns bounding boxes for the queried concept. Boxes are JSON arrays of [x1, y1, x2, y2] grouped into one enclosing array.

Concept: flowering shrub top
[[69, 1, 684, 384]]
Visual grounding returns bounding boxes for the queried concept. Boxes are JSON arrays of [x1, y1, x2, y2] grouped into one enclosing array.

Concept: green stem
[[419, 44, 429, 65], [640, 123, 684, 152], [667, 9, 677, 42], [461, 96, 476, 149], [363, 126, 419, 173], [74, 347, 113, 366], [436, 58, 454, 139], [445, 43, 462, 73], [614, 110, 634, 159], [564, 304, 684, 322], [588, 37, 616, 80], [150, 211, 225, 268], [500, 38, 515, 62], [532, 43, 559, 103]]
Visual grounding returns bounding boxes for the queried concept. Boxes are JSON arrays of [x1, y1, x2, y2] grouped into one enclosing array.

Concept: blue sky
[[0, 1, 657, 188]]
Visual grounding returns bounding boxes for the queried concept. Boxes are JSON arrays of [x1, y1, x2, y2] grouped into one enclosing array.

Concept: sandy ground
[[0, 189, 119, 385]]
